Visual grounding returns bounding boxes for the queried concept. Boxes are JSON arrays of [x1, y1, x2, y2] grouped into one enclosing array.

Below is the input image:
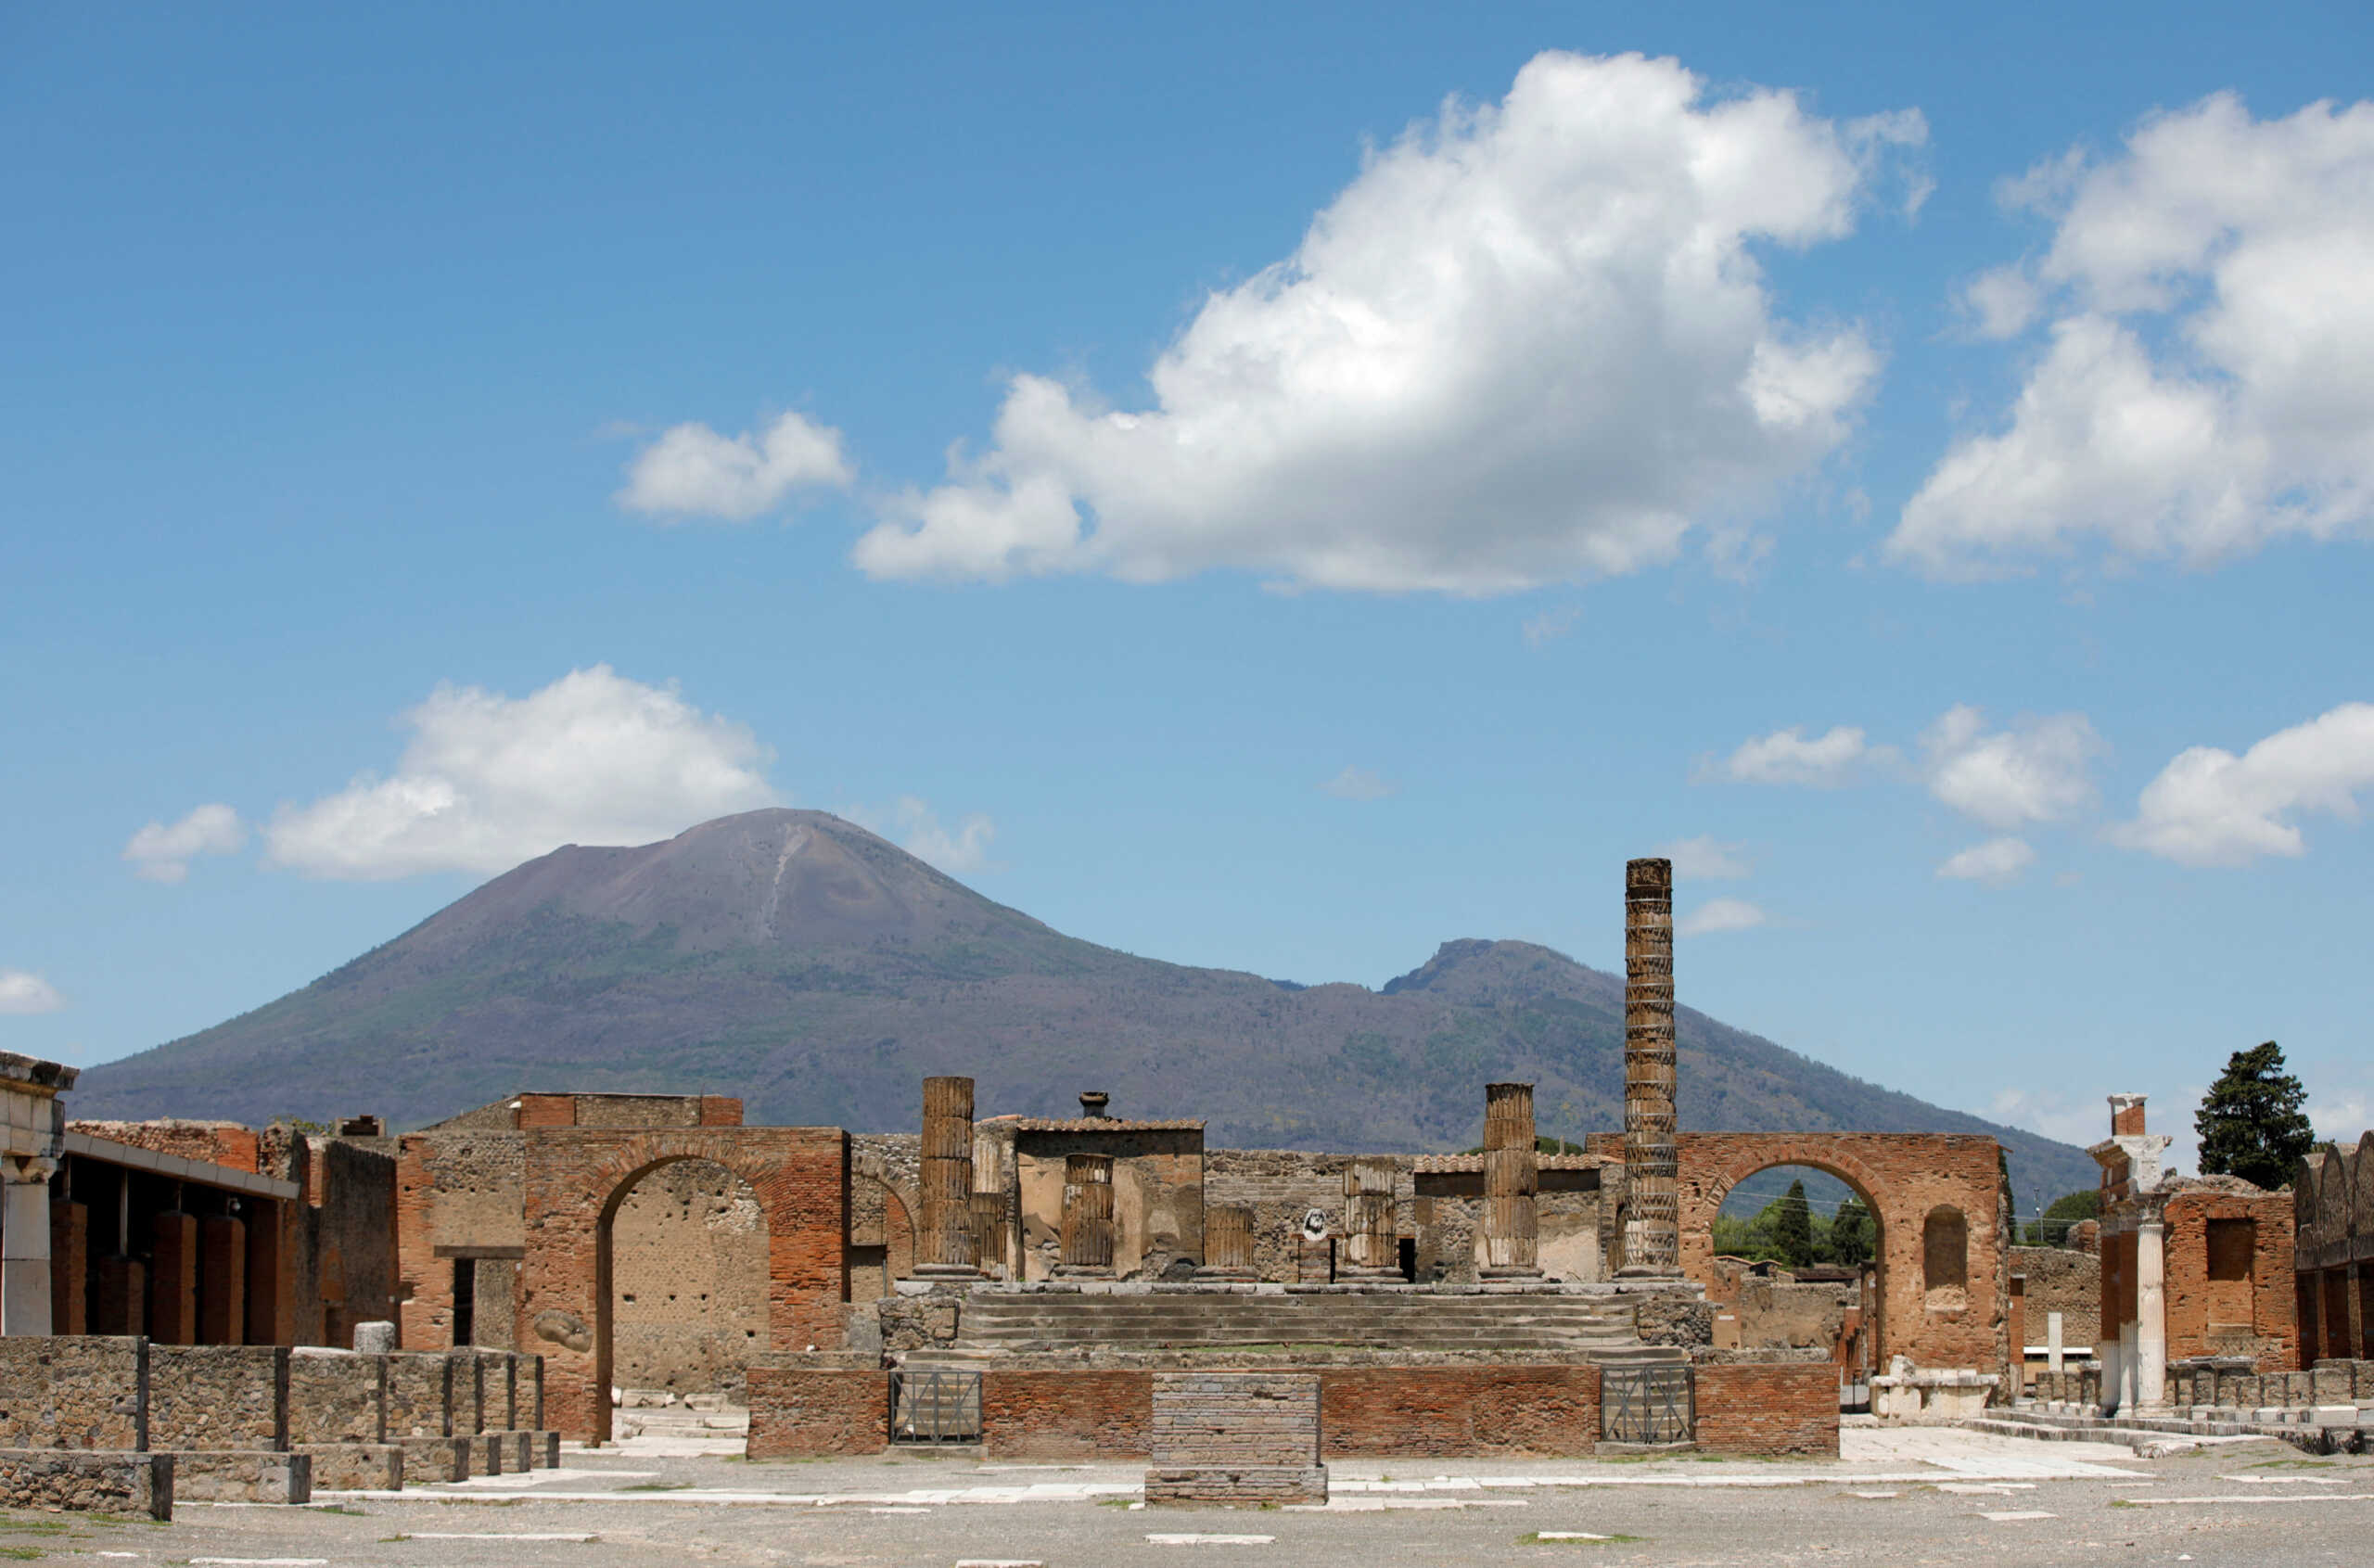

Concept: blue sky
[[6, 2, 2371, 1174]]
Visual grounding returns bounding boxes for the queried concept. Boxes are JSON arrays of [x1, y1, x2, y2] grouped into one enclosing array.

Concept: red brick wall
[[70, 1120, 262, 1174], [519, 1126, 849, 1441], [2163, 1186, 2297, 1372], [746, 1367, 886, 1457], [1676, 1133, 2007, 1372], [699, 1097, 745, 1128], [49, 1201, 87, 1335], [516, 1095, 578, 1129], [1694, 1363, 1838, 1455], [1321, 1365, 1601, 1458], [982, 1370, 1155, 1460]]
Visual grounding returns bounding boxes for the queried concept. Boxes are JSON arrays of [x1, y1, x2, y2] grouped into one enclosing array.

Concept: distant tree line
[[1710, 1179, 1875, 1269]]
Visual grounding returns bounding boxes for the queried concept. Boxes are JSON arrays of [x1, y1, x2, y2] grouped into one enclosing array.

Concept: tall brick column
[[96, 1256, 147, 1334], [244, 1197, 287, 1346], [914, 1077, 980, 1279], [1058, 1154, 1115, 1276], [149, 1210, 199, 1345], [48, 1199, 87, 1334], [1339, 1160, 1400, 1281], [1621, 857, 1680, 1277], [200, 1214, 248, 1345], [1479, 1082, 1542, 1280]]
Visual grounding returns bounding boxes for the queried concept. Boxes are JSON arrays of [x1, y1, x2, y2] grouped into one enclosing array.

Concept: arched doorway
[[595, 1157, 770, 1426], [1705, 1161, 1884, 1378]]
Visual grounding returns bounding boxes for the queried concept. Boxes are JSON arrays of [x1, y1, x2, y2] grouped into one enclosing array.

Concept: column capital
[[0, 1154, 57, 1186]]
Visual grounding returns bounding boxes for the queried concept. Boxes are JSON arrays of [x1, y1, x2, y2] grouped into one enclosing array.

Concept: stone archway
[[1676, 1133, 2005, 1371], [521, 1127, 848, 1442], [848, 1148, 918, 1303], [600, 1156, 769, 1403]]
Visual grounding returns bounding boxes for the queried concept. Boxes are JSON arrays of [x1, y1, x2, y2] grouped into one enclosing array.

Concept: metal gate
[[1601, 1364, 1694, 1445], [889, 1368, 982, 1444]]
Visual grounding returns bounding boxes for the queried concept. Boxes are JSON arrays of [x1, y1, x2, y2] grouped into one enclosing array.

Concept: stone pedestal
[[1338, 1160, 1401, 1281], [0, 1162, 56, 1336], [1620, 858, 1680, 1277], [1058, 1154, 1115, 1277], [1143, 1371, 1326, 1507], [1479, 1082, 1542, 1280], [914, 1077, 981, 1280], [1196, 1205, 1257, 1281]]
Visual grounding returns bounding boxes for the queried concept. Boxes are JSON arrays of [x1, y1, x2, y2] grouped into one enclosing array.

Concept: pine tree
[[1826, 1196, 1874, 1265], [2195, 1040, 2316, 1190], [1772, 1179, 1815, 1269]]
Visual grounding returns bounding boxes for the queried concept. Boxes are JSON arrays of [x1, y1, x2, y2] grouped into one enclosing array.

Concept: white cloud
[[1678, 898, 1767, 937], [1704, 724, 1888, 787], [857, 797, 995, 875], [0, 970, 65, 1015], [264, 667, 779, 879], [1521, 606, 1581, 648], [1320, 766, 1395, 801], [618, 411, 853, 521], [851, 52, 1921, 593], [121, 803, 247, 884], [1921, 706, 2102, 829], [2111, 701, 2374, 865], [2311, 1091, 2369, 1141], [1656, 835, 1752, 879], [1895, 94, 2374, 575], [1988, 1087, 2111, 1153], [1937, 835, 2036, 886]]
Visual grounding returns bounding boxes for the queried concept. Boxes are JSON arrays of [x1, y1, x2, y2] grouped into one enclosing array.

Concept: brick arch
[[521, 1127, 848, 1442], [1675, 1133, 2005, 1371], [848, 1148, 918, 1295]]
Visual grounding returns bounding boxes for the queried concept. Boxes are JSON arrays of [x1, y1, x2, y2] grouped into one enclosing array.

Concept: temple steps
[[947, 1291, 1653, 1356]]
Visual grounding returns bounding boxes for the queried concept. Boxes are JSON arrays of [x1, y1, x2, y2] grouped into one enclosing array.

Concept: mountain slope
[[74, 809, 2097, 1205]]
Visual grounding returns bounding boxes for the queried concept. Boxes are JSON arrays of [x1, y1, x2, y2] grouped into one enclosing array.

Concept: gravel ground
[[5, 1431, 2369, 1566]]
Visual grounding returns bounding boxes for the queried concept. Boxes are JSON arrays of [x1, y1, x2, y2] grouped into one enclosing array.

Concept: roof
[[62, 1129, 300, 1201], [1012, 1117, 1205, 1133], [1410, 1153, 1607, 1175]]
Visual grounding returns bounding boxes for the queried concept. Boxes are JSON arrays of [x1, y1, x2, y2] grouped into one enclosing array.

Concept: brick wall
[[1693, 1363, 1838, 1455], [1150, 1371, 1320, 1467], [2010, 1246, 2099, 1347], [69, 1119, 261, 1174], [518, 1126, 849, 1441], [2163, 1180, 2297, 1372], [609, 1160, 768, 1396], [1322, 1365, 1600, 1458], [745, 1367, 887, 1458], [981, 1370, 1155, 1460]]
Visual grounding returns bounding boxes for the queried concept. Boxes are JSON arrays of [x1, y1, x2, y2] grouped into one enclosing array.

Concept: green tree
[[1771, 1179, 1815, 1269], [2196, 1040, 2316, 1190], [2025, 1189, 2099, 1247], [1826, 1196, 1875, 1266]]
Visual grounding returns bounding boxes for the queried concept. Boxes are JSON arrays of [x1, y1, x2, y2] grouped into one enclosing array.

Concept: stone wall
[[308, 1138, 400, 1350], [1693, 1363, 1839, 1455], [1144, 1371, 1324, 1506], [147, 1345, 287, 1451], [287, 1349, 385, 1445], [1016, 1128, 1203, 1281], [744, 1366, 887, 1458], [2163, 1179, 2296, 1371], [849, 1136, 920, 1300], [393, 1131, 526, 1350], [0, 1449, 172, 1519], [609, 1158, 769, 1396], [0, 1336, 147, 1450], [2010, 1246, 2099, 1347]]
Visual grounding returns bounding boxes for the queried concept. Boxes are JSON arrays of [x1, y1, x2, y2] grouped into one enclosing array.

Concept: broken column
[[914, 1076, 980, 1279], [1196, 1205, 1257, 1281], [1479, 1081, 1542, 1281], [1059, 1154, 1116, 1276], [1621, 857, 1681, 1277], [1338, 1159, 1400, 1281]]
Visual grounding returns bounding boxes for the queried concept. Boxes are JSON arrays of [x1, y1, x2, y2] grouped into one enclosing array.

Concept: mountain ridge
[[73, 809, 2097, 1206]]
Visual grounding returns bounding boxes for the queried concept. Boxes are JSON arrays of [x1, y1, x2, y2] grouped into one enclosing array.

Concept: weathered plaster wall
[[608, 1159, 768, 1396]]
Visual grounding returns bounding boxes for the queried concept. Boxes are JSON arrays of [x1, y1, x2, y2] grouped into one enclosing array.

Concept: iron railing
[[1601, 1364, 1694, 1445], [889, 1367, 982, 1444]]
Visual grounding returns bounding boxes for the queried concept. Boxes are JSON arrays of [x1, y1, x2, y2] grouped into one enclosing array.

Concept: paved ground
[[6, 1428, 2371, 1566]]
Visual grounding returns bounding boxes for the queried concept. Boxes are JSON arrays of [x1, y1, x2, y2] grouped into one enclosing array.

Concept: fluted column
[[914, 1076, 980, 1278], [1059, 1154, 1115, 1276], [1339, 1159, 1401, 1281], [1479, 1081, 1541, 1280], [1621, 857, 1680, 1277], [1196, 1205, 1257, 1281]]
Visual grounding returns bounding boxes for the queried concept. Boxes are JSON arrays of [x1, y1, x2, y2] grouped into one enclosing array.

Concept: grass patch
[[2250, 1457, 2339, 1469], [0, 1547, 42, 1562], [0, 1521, 70, 1536], [617, 1482, 695, 1492]]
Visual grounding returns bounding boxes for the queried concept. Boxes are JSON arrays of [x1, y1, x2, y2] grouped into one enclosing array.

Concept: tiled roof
[[1409, 1153, 1607, 1174], [1012, 1117, 1205, 1133]]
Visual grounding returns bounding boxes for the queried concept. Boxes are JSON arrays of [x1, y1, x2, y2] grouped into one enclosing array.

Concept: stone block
[[1144, 1465, 1329, 1505], [2312, 1366, 2352, 1403], [487, 1430, 533, 1472], [385, 1352, 453, 1437], [353, 1320, 398, 1354], [0, 1334, 147, 1449], [298, 1442, 402, 1491], [167, 1449, 310, 1504], [466, 1433, 505, 1474], [288, 1348, 387, 1445], [0, 1447, 172, 1519], [528, 1429, 560, 1468], [397, 1435, 468, 1483], [448, 1350, 485, 1435], [149, 1345, 288, 1451], [479, 1351, 517, 1430]]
